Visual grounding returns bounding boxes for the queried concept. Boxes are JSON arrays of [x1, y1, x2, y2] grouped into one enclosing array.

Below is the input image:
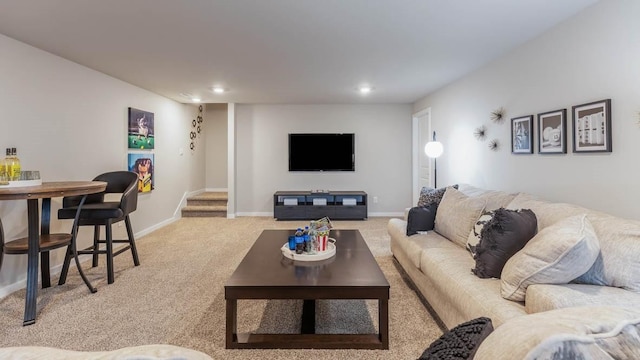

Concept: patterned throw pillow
[[466, 210, 495, 257], [417, 184, 459, 207], [418, 317, 494, 360]]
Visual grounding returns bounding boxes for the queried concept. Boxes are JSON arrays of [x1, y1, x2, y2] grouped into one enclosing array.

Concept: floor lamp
[[424, 131, 443, 188]]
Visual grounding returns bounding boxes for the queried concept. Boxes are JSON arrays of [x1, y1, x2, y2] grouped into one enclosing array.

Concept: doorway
[[412, 108, 432, 203]]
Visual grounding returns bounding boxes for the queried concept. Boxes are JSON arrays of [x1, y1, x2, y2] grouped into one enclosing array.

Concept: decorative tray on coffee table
[[280, 240, 336, 261]]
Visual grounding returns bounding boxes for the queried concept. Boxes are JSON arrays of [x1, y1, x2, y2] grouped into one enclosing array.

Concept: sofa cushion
[[507, 193, 640, 292], [0, 345, 213, 360], [406, 204, 437, 236], [525, 283, 640, 314], [472, 208, 537, 279], [466, 210, 495, 257], [435, 187, 486, 248], [418, 317, 493, 360], [474, 306, 640, 360], [417, 184, 458, 207], [388, 218, 457, 268], [500, 214, 600, 301]]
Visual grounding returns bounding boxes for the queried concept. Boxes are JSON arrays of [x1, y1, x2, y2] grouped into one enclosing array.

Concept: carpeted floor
[[0, 217, 442, 359]]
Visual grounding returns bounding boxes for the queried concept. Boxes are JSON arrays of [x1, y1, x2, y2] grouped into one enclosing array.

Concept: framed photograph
[[572, 99, 611, 153], [128, 107, 155, 150], [128, 153, 154, 193], [537, 109, 567, 154], [511, 115, 533, 154]]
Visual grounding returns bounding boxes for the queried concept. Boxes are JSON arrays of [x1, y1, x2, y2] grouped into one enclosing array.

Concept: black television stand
[[273, 191, 367, 220]]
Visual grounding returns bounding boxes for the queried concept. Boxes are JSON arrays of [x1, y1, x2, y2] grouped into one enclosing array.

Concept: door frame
[[412, 107, 431, 204]]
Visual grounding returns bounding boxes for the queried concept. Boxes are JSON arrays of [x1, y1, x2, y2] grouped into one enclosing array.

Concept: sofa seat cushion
[[500, 214, 600, 301], [435, 187, 486, 248], [388, 218, 457, 268], [525, 283, 640, 314], [419, 247, 525, 327], [474, 306, 640, 360], [507, 193, 640, 292]]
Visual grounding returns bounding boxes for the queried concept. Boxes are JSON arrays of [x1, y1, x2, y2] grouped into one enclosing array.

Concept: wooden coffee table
[[225, 229, 390, 349]]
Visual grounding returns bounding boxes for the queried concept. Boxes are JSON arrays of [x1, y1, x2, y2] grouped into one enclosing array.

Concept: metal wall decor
[[190, 105, 204, 151], [474, 125, 487, 140], [491, 107, 505, 124], [488, 139, 499, 151]]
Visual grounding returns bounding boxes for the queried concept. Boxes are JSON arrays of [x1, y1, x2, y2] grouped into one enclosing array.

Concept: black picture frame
[[537, 109, 567, 154], [511, 115, 533, 154], [572, 99, 612, 153]]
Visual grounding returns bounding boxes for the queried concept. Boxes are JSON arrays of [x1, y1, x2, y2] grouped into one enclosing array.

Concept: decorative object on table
[[511, 115, 534, 154], [0, 147, 21, 182], [128, 107, 155, 150], [128, 153, 154, 192], [418, 317, 494, 360], [572, 99, 612, 153], [473, 125, 487, 141], [424, 131, 444, 188], [490, 107, 505, 124], [190, 105, 204, 151], [488, 139, 500, 151], [537, 109, 567, 154], [281, 217, 336, 261]]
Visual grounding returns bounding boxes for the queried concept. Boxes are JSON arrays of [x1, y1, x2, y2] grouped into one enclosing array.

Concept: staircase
[[181, 192, 228, 218]]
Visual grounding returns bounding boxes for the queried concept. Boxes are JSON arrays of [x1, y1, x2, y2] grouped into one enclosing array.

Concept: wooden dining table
[[0, 181, 107, 326]]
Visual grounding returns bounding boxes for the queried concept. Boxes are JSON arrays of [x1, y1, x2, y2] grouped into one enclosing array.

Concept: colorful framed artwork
[[511, 115, 533, 154], [537, 109, 567, 154], [128, 153, 154, 193], [572, 99, 612, 153], [128, 107, 155, 150]]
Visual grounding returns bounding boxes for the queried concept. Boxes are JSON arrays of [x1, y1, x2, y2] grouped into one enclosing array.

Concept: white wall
[[235, 104, 413, 216], [0, 34, 206, 292], [204, 104, 228, 190], [413, 0, 640, 220]]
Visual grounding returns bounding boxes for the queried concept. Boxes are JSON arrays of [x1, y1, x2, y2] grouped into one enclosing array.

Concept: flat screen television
[[288, 133, 355, 171]]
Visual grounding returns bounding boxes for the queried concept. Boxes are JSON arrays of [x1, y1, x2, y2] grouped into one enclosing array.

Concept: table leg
[[226, 299, 237, 348], [379, 298, 389, 349], [40, 198, 51, 288], [301, 299, 316, 334], [23, 199, 40, 326]]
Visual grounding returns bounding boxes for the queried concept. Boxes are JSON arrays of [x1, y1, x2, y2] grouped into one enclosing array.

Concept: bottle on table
[[295, 228, 305, 254], [303, 226, 313, 253], [9, 148, 21, 181]]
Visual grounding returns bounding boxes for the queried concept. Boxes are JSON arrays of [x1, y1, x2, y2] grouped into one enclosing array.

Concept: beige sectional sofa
[[388, 184, 640, 346]]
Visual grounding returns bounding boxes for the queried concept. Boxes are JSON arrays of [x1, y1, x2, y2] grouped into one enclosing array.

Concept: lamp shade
[[424, 141, 444, 158]]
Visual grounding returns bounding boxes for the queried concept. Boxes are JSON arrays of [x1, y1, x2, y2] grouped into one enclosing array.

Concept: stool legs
[[92, 225, 100, 267], [125, 216, 140, 266]]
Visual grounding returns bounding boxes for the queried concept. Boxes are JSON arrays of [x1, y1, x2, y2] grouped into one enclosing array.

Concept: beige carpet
[[0, 217, 442, 359]]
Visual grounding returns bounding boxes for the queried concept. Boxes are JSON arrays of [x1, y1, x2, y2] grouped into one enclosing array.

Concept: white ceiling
[[0, 0, 598, 104]]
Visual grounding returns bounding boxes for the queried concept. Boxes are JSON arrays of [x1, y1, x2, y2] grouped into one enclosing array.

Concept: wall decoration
[[128, 153, 154, 193], [511, 115, 533, 154], [128, 107, 155, 150], [491, 107, 505, 124], [488, 139, 500, 151], [537, 109, 567, 154], [572, 99, 612, 153], [474, 125, 487, 140], [190, 105, 204, 151]]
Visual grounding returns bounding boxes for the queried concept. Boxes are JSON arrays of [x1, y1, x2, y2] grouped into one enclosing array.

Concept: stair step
[[181, 205, 227, 218], [187, 199, 227, 206], [188, 192, 228, 201]]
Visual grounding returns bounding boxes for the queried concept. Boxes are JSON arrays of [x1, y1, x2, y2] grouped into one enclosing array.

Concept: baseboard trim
[[173, 189, 205, 219]]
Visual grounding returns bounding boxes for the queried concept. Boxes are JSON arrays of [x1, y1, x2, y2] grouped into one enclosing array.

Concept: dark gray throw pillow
[[406, 204, 438, 236], [417, 184, 459, 207], [418, 317, 494, 360], [472, 208, 537, 279]]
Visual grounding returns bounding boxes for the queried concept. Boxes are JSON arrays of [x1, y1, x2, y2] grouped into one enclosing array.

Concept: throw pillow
[[434, 188, 486, 248], [500, 214, 600, 301], [466, 210, 495, 257], [406, 204, 438, 236], [417, 184, 459, 207], [418, 317, 493, 360], [472, 208, 537, 279]]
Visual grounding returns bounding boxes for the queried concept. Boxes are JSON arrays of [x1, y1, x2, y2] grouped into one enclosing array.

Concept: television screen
[[289, 133, 355, 171]]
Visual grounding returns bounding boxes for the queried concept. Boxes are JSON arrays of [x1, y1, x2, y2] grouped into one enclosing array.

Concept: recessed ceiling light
[[192, 98, 201, 103], [212, 87, 225, 94], [358, 85, 373, 94]]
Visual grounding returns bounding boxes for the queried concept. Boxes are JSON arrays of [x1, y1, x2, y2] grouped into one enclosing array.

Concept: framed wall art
[[128, 107, 155, 150], [537, 109, 567, 154], [128, 153, 154, 193], [511, 115, 533, 154], [572, 99, 611, 153]]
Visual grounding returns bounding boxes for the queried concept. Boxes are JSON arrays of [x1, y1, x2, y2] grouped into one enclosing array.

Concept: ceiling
[[0, 0, 598, 104]]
